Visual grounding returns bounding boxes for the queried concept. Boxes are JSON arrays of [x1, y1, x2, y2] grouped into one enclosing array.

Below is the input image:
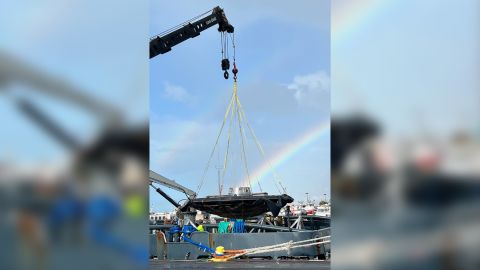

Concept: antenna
[[215, 164, 222, 195], [215, 150, 222, 195]]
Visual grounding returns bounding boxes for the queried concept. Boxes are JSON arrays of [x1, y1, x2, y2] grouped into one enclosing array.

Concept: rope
[[197, 91, 236, 194], [234, 90, 263, 192], [236, 96, 283, 194], [198, 80, 286, 195], [198, 27, 286, 195], [242, 235, 330, 253], [219, 91, 236, 195], [215, 236, 331, 261], [234, 82, 252, 189], [247, 240, 331, 255]]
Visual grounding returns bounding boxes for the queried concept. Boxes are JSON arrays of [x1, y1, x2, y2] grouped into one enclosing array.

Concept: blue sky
[[2, 0, 478, 215], [150, 0, 331, 212], [0, 1, 148, 166], [331, 0, 480, 139]]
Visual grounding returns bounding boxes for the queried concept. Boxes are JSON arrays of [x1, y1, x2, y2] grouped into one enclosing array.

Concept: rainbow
[[240, 121, 330, 188], [332, 0, 387, 44], [155, 1, 386, 182]]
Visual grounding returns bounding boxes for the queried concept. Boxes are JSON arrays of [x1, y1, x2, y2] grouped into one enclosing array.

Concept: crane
[[150, 6, 236, 79], [149, 6, 238, 210], [149, 170, 196, 208]]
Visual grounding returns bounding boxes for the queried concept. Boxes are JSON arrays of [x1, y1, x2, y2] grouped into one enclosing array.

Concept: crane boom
[[149, 6, 235, 209], [149, 6, 234, 59], [149, 170, 196, 199]]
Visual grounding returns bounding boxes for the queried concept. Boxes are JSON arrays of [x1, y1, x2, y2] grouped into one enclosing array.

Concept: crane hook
[[221, 58, 230, 80], [232, 62, 238, 81]]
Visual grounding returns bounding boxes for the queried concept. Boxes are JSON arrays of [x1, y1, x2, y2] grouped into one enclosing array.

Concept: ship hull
[[181, 194, 294, 218], [150, 229, 330, 260]]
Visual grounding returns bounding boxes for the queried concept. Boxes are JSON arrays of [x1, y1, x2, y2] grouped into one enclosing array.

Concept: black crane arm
[[149, 6, 234, 59], [150, 184, 180, 208]]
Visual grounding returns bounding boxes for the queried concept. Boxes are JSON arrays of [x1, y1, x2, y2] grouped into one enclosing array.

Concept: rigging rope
[[197, 28, 286, 195], [196, 91, 235, 194], [234, 82, 252, 189], [198, 80, 287, 195], [219, 92, 235, 195], [220, 87, 236, 195], [236, 94, 283, 194]]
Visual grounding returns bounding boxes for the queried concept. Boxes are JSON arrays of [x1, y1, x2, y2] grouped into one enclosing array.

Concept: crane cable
[[197, 30, 285, 195], [231, 33, 238, 81], [221, 32, 230, 63]]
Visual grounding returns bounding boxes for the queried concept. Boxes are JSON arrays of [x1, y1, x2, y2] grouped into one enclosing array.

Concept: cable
[[220, 31, 225, 59], [230, 33, 236, 61]]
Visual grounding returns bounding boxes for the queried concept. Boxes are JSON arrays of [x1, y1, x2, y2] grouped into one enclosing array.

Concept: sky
[[4, 0, 476, 214], [0, 1, 149, 167], [331, 0, 480, 140], [149, 0, 331, 212]]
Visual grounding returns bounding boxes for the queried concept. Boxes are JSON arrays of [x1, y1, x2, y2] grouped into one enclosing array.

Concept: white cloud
[[163, 82, 195, 104], [287, 70, 330, 109]]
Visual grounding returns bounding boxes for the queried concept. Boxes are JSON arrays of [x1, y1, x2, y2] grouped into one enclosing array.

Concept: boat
[[180, 187, 293, 218]]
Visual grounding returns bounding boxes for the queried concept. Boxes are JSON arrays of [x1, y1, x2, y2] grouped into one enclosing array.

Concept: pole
[[216, 165, 222, 195]]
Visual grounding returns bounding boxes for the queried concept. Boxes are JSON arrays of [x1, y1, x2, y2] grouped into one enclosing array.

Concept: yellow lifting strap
[[197, 80, 283, 194], [234, 81, 252, 189], [236, 93, 282, 194], [196, 87, 236, 194], [219, 83, 236, 194]]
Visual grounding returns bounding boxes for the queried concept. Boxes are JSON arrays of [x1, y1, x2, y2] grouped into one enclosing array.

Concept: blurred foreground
[[0, 2, 148, 269], [331, 1, 480, 269], [332, 115, 480, 269], [0, 49, 149, 270]]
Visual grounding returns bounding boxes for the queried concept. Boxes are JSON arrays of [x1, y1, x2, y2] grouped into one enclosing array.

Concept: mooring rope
[[211, 235, 331, 262]]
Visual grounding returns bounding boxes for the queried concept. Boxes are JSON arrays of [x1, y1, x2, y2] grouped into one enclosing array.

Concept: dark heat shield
[[181, 194, 294, 219]]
